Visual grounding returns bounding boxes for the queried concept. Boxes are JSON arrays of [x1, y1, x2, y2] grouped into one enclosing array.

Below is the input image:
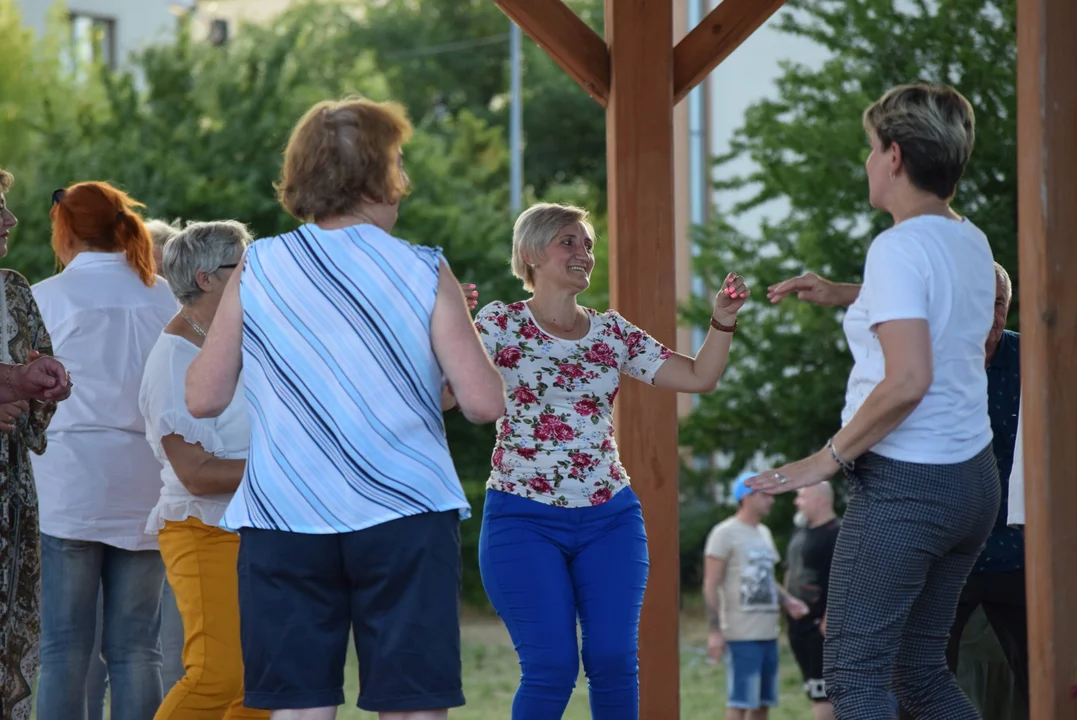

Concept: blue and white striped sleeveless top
[[219, 223, 470, 534]]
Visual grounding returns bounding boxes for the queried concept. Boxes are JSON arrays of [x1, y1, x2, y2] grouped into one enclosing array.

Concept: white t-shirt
[[140, 333, 250, 532], [841, 216, 995, 463]]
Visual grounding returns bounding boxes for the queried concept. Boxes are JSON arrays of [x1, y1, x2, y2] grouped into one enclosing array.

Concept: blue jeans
[[479, 488, 649, 720], [36, 535, 166, 720], [86, 580, 185, 720], [725, 640, 779, 710]]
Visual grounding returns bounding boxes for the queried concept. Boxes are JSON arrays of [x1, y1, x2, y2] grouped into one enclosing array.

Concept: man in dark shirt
[[784, 481, 841, 720], [944, 262, 1028, 711]]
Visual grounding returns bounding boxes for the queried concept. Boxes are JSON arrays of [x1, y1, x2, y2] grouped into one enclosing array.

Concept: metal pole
[[509, 20, 523, 213]]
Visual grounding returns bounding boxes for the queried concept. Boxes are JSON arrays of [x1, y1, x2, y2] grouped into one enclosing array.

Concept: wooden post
[[605, 1, 681, 716], [1017, 0, 1077, 716]]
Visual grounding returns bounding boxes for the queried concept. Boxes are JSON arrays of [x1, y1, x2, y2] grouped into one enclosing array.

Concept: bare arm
[[652, 272, 749, 393], [703, 555, 728, 662], [431, 259, 505, 424], [767, 272, 861, 307], [746, 318, 935, 496], [652, 325, 735, 394], [187, 254, 244, 418], [160, 434, 245, 496], [830, 319, 933, 462], [703, 556, 726, 633]]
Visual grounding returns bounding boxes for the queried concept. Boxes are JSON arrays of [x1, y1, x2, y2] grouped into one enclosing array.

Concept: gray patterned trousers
[[823, 445, 999, 719]]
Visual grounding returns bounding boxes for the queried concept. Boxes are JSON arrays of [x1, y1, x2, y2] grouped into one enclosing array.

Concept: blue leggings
[[478, 487, 649, 720]]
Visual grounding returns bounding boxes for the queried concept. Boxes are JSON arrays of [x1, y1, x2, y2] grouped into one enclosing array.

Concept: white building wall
[[17, 0, 176, 69]]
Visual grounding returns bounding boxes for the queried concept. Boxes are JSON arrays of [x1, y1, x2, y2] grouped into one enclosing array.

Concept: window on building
[[208, 18, 229, 46], [69, 12, 117, 70]]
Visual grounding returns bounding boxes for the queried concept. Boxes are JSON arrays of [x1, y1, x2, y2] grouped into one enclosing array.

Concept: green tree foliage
[[680, 0, 1017, 556], [358, 0, 608, 198]]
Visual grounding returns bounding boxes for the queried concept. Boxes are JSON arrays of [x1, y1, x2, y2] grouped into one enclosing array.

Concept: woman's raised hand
[[767, 272, 838, 306], [460, 283, 479, 311], [713, 272, 750, 324]]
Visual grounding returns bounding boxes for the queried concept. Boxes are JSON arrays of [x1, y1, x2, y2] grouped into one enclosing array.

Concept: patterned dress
[[0, 269, 57, 720]]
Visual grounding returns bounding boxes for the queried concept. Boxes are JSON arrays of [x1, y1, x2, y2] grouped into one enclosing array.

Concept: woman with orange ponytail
[[30, 181, 179, 720]]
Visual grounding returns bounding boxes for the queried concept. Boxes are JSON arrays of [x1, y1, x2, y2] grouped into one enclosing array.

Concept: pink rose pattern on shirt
[[476, 301, 672, 508]]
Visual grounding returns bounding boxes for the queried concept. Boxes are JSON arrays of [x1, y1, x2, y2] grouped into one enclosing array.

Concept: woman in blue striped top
[[185, 97, 506, 720]]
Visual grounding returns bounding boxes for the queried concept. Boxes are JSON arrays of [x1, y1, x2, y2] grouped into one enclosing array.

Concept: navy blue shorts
[[237, 511, 464, 712]]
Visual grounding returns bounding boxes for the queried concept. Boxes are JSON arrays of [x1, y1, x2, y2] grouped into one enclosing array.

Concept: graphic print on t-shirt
[[740, 547, 779, 611]]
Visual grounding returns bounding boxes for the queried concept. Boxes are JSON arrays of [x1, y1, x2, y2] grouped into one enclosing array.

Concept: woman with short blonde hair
[[465, 200, 749, 718], [754, 83, 997, 719]]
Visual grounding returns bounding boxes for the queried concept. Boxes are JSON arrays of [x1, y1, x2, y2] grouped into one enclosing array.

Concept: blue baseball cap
[[731, 471, 757, 503]]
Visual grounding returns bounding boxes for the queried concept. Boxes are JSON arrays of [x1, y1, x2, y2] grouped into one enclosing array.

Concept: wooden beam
[[492, 0, 610, 106], [605, 1, 680, 716], [1017, 0, 1077, 716], [672, 0, 788, 105]]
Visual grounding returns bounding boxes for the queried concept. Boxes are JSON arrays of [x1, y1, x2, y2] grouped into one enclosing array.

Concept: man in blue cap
[[703, 473, 809, 719]]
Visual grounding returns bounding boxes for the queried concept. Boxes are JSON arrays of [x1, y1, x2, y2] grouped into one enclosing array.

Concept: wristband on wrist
[[710, 316, 738, 333]]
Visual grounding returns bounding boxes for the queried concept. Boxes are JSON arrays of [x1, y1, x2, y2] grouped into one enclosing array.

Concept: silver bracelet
[[827, 436, 854, 472]]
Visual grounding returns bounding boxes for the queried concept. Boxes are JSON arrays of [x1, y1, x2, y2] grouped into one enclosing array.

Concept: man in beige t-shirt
[[704, 473, 808, 719]]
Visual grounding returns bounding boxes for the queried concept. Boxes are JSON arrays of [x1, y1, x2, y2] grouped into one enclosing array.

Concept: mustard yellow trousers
[[155, 516, 268, 720]]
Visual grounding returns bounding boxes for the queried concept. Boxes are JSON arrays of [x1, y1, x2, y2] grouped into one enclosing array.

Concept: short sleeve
[[760, 524, 779, 559], [140, 341, 228, 456], [608, 311, 672, 384], [474, 301, 508, 360], [705, 524, 732, 560], [861, 231, 930, 328]]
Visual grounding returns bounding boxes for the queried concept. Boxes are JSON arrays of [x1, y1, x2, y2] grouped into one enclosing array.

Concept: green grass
[[336, 610, 814, 719], [81, 609, 813, 719]]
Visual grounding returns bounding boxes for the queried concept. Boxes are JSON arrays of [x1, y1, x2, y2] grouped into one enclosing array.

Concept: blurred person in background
[[704, 473, 809, 720], [784, 482, 841, 720], [32, 181, 178, 720], [147, 219, 180, 275]]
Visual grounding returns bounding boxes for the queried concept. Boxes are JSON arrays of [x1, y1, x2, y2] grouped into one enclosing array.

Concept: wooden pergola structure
[[492, 0, 1077, 716]]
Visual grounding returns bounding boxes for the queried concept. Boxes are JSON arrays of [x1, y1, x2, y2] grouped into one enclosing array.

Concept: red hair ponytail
[[50, 182, 157, 287]]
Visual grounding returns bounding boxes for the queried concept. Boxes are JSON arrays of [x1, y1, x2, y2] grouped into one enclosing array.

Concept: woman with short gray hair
[[138, 220, 265, 718]]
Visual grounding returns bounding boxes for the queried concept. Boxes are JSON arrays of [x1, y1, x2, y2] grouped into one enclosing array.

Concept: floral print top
[[476, 300, 672, 508]]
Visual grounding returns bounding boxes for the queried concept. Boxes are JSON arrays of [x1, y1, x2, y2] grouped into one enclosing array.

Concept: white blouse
[[140, 333, 249, 532], [32, 253, 179, 551]]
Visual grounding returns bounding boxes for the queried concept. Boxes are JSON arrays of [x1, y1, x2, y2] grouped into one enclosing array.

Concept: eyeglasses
[[217, 263, 239, 270], [51, 188, 65, 206]]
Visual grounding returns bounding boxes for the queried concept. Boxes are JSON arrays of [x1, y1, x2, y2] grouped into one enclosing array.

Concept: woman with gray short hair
[[138, 220, 266, 718]]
